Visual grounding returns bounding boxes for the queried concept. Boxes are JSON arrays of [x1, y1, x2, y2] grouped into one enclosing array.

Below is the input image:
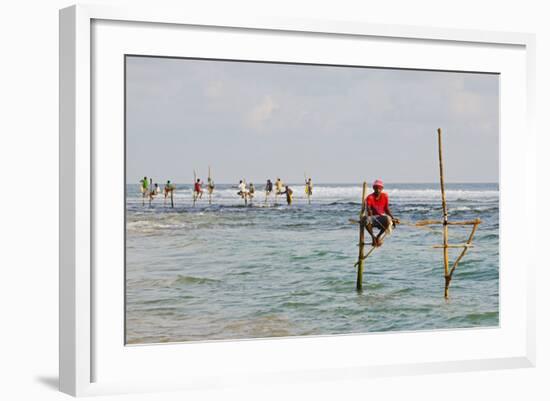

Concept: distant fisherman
[[305, 177, 313, 196], [280, 185, 293, 205], [364, 179, 398, 247], [265, 179, 273, 195], [140, 176, 149, 195], [153, 183, 160, 195], [207, 176, 215, 195], [139, 176, 149, 206], [237, 180, 247, 197], [275, 178, 284, 194], [164, 180, 175, 198], [194, 178, 204, 199], [148, 184, 157, 205]]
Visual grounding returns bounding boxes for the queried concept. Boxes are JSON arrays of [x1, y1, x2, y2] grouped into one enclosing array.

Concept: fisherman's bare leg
[[365, 222, 377, 247], [375, 229, 385, 246], [375, 216, 391, 247]]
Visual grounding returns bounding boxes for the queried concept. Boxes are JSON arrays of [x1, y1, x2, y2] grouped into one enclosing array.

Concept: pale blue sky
[[126, 56, 499, 184]]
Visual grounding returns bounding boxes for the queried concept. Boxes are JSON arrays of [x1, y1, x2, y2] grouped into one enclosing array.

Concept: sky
[[126, 56, 499, 184]]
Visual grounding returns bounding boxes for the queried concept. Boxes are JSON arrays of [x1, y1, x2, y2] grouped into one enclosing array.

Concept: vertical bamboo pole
[[193, 170, 197, 207], [304, 173, 311, 205], [170, 188, 174, 208], [437, 128, 450, 299], [356, 181, 368, 291], [208, 166, 212, 205]]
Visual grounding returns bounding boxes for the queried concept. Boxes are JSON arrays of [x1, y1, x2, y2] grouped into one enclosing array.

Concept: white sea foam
[[127, 184, 498, 207]]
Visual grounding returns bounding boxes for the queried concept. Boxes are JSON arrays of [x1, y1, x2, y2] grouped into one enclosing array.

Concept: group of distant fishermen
[[138, 176, 314, 206], [139, 177, 176, 205], [237, 177, 313, 205]]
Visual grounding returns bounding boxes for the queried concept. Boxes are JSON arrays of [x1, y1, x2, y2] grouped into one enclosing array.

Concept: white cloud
[[204, 81, 224, 98], [246, 96, 279, 131]]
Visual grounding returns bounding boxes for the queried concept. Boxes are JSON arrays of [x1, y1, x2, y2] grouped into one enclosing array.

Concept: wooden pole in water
[[208, 166, 212, 205], [170, 188, 174, 208], [356, 181, 367, 291], [437, 128, 451, 299], [304, 172, 311, 205], [193, 169, 197, 207]]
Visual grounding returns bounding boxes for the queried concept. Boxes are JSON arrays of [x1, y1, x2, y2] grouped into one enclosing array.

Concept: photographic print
[[125, 56, 499, 344]]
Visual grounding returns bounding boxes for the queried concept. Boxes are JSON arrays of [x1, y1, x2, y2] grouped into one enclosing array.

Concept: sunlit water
[[125, 183, 498, 344]]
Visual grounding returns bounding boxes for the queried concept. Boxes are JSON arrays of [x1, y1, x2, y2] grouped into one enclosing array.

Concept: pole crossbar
[[433, 244, 474, 249], [415, 219, 481, 227]]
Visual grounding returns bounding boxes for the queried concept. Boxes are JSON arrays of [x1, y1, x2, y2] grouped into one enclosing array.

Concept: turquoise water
[[125, 183, 499, 344]]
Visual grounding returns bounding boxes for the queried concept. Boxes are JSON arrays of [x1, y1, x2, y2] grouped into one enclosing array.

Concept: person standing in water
[[280, 185, 293, 205], [364, 179, 398, 247], [248, 183, 255, 198]]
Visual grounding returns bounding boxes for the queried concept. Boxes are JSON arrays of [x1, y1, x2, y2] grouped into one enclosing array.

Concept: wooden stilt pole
[[304, 173, 311, 205], [243, 179, 248, 206], [193, 169, 197, 207], [356, 181, 367, 291], [170, 188, 174, 208], [208, 166, 212, 205], [449, 219, 480, 275], [437, 128, 451, 299]]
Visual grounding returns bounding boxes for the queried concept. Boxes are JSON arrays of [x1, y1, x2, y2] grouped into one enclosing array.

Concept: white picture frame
[[59, 4, 536, 397]]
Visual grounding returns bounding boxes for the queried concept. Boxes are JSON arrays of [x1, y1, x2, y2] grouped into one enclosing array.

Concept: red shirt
[[194, 182, 201, 192], [366, 192, 389, 216]]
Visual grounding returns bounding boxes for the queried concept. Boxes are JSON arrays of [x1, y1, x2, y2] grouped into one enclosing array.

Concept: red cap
[[373, 179, 384, 188]]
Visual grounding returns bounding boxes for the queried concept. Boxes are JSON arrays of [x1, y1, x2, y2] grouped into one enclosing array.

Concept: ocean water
[[125, 183, 499, 344]]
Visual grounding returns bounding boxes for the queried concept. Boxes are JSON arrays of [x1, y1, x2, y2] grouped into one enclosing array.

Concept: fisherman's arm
[[366, 206, 374, 219], [385, 206, 399, 225]]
